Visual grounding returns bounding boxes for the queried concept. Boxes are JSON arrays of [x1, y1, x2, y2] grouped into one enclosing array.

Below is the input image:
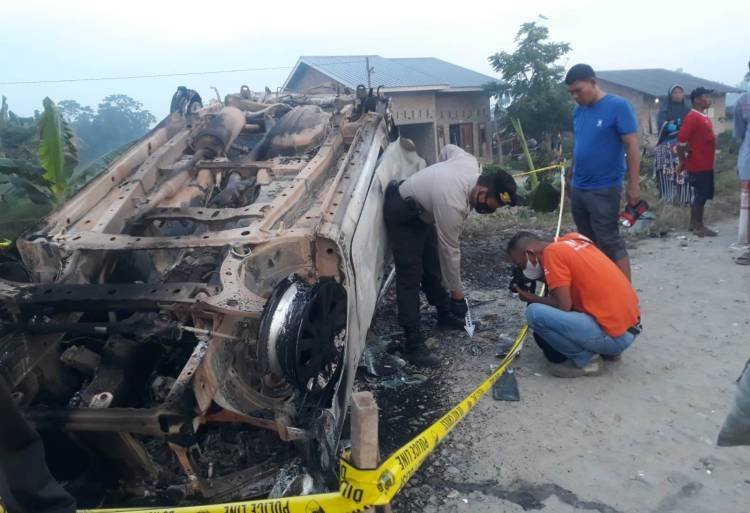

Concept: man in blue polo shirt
[[565, 64, 641, 280]]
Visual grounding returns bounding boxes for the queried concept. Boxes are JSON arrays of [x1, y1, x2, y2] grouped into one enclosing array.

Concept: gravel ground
[[357, 218, 750, 513]]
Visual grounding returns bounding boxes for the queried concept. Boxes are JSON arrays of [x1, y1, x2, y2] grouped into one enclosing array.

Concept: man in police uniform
[[384, 144, 517, 367]]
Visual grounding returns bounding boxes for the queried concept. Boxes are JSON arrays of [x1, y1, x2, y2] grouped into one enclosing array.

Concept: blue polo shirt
[[572, 95, 638, 190]]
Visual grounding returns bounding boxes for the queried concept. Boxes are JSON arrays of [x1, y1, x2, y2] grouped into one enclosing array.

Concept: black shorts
[[688, 171, 714, 204]]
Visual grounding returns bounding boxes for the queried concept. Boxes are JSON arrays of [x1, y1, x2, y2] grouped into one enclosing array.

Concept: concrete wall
[[388, 92, 436, 125], [435, 91, 492, 163], [596, 81, 658, 143], [399, 123, 437, 165], [598, 80, 732, 146], [709, 95, 730, 134], [386, 91, 491, 164]]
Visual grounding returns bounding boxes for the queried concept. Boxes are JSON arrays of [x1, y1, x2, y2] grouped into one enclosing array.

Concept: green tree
[[58, 99, 95, 125], [487, 20, 573, 143], [83, 94, 155, 162], [59, 94, 155, 165]]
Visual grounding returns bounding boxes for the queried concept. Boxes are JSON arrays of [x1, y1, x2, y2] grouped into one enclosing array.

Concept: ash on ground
[[353, 229, 532, 512]]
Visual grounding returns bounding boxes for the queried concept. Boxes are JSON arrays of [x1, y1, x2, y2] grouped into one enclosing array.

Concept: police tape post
[[81, 165, 567, 513], [336, 325, 529, 508]]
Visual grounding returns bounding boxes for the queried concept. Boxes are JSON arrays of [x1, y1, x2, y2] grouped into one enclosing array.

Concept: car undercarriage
[[0, 85, 424, 507]]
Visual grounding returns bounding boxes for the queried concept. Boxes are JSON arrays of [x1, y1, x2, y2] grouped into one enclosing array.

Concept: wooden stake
[[351, 391, 392, 513]]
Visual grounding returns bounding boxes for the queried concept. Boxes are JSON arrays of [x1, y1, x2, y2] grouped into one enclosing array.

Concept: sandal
[[736, 251, 750, 266], [694, 227, 718, 237]]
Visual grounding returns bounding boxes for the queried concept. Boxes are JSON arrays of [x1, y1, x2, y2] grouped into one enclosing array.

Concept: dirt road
[[365, 218, 750, 513]]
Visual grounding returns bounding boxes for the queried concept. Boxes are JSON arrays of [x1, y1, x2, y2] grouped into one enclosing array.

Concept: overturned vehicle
[[0, 85, 424, 506]]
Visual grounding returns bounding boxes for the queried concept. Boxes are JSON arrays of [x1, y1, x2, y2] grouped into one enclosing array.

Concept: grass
[[464, 202, 575, 241], [468, 144, 741, 241], [641, 149, 739, 235]]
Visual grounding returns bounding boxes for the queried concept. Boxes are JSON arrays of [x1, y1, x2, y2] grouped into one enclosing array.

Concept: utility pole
[[365, 57, 373, 89]]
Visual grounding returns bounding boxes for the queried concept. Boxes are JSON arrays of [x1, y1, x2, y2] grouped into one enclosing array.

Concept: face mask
[[475, 202, 496, 214], [522, 252, 544, 280], [473, 190, 496, 214]]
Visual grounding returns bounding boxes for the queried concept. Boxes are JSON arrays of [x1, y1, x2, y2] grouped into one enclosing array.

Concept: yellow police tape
[[512, 163, 564, 178], [511, 164, 563, 178], [81, 165, 567, 513]]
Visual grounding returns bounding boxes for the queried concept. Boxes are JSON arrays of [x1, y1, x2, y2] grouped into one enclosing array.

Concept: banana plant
[[511, 117, 537, 188], [0, 95, 8, 126], [0, 98, 78, 206], [511, 117, 560, 212], [37, 97, 78, 203], [0, 157, 54, 204]]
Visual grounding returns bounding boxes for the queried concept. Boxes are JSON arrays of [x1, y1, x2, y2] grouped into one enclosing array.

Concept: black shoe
[[404, 332, 440, 368], [404, 346, 440, 368], [436, 311, 466, 331]]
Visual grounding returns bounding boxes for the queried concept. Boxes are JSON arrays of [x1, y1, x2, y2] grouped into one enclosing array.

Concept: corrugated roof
[[285, 55, 497, 91], [597, 68, 742, 97], [392, 57, 498, 88]]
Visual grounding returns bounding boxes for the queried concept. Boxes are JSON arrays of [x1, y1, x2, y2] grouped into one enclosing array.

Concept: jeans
[[526, 303, 636, 367]]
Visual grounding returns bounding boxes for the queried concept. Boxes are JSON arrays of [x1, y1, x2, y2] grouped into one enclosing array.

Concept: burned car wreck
[[0, 85, 424, 506]]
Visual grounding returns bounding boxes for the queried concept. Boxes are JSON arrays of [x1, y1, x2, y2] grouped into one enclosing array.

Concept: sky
[[2, 0, 747, 120]]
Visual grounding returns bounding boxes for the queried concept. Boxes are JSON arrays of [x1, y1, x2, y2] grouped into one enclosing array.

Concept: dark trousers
[[0, 376, 77, 513], [383, 182, 449, 332], [570, 186, 628, 262]]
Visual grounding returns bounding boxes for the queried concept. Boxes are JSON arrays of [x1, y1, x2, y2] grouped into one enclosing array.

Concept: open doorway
[[449, 123, 474, 155]]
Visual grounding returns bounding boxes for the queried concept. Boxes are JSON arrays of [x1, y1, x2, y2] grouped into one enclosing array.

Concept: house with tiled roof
[[283, 56, 498, 163], [596, 69, 742, 140]]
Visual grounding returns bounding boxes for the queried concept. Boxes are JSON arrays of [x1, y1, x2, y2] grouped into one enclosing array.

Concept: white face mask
[[523, 252, 544, 280]]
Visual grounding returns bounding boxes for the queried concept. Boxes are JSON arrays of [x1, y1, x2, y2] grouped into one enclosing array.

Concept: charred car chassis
[[0, 85, 424, 507]]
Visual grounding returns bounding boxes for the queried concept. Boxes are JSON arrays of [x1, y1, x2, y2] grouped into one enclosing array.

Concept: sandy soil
[[365, 218, 750, 513]]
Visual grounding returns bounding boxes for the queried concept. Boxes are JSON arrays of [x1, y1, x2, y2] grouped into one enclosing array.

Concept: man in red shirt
[[678, 87, 718, 237], [507, 231, 641, 378]]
